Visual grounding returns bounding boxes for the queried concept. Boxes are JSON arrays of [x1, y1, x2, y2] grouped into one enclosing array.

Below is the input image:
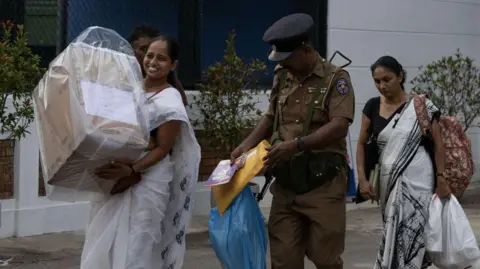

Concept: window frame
[[177, 0, 203, 90]]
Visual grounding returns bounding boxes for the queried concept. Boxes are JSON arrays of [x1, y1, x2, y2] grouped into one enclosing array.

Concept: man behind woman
[[80, 26, 200, 269], [356, 55, 451, 268]]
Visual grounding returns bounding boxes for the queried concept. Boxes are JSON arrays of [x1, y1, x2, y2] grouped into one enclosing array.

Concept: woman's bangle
[[436, 172, 445, 177], [129, 165, 136, 175]]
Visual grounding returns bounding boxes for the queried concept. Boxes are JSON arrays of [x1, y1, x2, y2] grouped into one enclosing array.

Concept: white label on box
[[81, 80, 138, 125]]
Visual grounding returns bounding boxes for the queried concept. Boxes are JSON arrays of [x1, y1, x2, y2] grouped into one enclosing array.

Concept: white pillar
[[13, 124, 41, 236]]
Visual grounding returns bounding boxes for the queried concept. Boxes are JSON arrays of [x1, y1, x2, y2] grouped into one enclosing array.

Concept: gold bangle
[[130, 165, 136, 175]]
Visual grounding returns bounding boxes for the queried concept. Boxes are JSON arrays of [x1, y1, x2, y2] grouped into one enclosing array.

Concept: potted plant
[[0, 20, 44, 140], [411, 49, 480, 198], [190, 30, 267, 207]]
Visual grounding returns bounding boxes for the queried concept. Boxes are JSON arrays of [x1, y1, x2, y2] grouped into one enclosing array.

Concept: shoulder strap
[[302, 65, 342, 136], [272, 70, 288, 134], [413, 94, 430, 135], [366, 97, 381, 136]]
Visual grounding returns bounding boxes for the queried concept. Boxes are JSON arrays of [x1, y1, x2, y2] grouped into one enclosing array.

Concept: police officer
[[230, 13, 355, 269]]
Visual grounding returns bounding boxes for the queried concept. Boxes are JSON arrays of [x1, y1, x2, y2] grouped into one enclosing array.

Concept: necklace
[[145, 83, 171, 104]]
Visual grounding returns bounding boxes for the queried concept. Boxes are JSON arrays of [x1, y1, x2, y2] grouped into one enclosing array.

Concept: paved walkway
[[1, 183, 479, 268], [0, 205, 462, 268], [188, 176, 373, 233]]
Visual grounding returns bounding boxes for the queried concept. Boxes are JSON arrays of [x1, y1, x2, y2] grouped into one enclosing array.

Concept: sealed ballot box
[[33, 27, 150, 198]]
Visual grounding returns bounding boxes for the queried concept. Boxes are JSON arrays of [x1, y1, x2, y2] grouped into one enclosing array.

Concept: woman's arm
[[146, 136, 156, 151], [131, 120, 181, 172], [430, 120, 447, 184], [356, 114, 377, 201], [356, 114, 371, 183]]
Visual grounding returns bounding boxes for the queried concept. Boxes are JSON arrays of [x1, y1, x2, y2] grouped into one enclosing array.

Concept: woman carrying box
[[80, 35, 200, 269]]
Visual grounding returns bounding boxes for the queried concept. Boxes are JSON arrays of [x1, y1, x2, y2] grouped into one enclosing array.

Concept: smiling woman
[[144, 36, 188, 105], [80, 35, 201, 269], [128, 26, 188, 105]]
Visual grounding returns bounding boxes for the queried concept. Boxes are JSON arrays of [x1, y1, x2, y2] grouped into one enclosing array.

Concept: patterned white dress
[[80, 87, 201, 269], [374, 99, 439, 269]]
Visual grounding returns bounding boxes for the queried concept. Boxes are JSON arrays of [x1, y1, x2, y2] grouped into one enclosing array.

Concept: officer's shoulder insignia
[[274, 64, 284, 73], [336, 78, 349, 95]]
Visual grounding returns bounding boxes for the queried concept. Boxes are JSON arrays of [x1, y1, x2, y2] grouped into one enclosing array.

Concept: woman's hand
[[436, 177, 451, 198], [96, 161, 134, 180], [359, 178, 376, 202]]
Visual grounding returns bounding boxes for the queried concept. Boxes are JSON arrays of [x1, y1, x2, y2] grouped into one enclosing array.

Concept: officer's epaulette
[[273, 64, 284, 74], [272, 65, 288, 96]]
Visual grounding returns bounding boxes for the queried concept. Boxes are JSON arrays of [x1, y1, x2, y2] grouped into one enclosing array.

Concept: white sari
[[80, 87, 201, 269], [374, 98, 439, 269]]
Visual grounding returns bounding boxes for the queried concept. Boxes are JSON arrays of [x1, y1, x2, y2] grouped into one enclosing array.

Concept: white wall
[[327, 0, 480, 176]]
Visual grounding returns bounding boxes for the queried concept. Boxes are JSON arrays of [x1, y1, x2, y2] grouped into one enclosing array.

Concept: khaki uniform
[[266, 55, 355, 269]]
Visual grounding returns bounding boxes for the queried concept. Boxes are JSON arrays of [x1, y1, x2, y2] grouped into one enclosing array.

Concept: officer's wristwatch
[[295, 137, 305, 152]]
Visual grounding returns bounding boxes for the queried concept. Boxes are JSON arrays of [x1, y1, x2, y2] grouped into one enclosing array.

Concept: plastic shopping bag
[[425, 194, 444, 253], [209, 186, 267, 269], [426, 194, 480, 269]]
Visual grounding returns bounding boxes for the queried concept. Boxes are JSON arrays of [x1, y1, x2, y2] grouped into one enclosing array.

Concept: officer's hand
[[359, 179, 376, 202], [230, 145, 249, 164], [263, 141, 296, 168]]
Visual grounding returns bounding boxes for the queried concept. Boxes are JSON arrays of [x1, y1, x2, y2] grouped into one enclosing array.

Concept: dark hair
[[149, 35, 187, 105], [151, 35, 180, 62], [370, 56, 407, 89], [127, 24, 159, 43]]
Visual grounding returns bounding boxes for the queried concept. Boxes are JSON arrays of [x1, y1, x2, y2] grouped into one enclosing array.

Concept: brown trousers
[[268, 171, 346, 269]]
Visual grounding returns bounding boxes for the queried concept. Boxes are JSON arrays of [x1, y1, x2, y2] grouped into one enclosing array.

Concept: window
[[177, 0, 329, 88], [0, 0, 61, 68], [68, 0, 179, 42], [0, 0, 25, 25], [24, 0, 58, 68], [200, 0, 295, 86], [177, 0, 202, 89], [3, 0, 327, 89]]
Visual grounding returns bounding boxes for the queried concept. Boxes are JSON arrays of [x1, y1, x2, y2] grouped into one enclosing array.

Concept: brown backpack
[[413, 94, 475, 196]]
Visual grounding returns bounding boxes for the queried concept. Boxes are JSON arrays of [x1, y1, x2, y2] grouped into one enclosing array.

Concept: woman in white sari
[[356, 56, 451, 269], [80, 35, 201, 269]]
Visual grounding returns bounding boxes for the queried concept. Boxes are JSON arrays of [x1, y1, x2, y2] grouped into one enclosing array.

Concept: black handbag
[[355, 118, 380, 203], [364, 133, 380, 181]]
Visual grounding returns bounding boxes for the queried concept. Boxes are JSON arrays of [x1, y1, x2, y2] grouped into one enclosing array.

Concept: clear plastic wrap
[[33, 26, 150, 201]]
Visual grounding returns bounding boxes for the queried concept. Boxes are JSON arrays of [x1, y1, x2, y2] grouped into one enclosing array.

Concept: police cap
[[263, 13, 314, 61]]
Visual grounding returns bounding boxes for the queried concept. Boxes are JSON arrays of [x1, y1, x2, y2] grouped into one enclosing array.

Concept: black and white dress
[[363, 97, 439, 269]]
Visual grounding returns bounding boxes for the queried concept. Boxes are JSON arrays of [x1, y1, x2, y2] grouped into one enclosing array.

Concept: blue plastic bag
[[209, 186, 267, 269]]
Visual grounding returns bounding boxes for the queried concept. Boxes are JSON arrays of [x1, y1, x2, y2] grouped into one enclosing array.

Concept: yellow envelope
[[212, 140, 270, 215]]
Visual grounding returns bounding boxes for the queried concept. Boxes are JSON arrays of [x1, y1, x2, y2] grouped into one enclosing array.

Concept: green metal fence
[[1, 0, 61, 68]]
